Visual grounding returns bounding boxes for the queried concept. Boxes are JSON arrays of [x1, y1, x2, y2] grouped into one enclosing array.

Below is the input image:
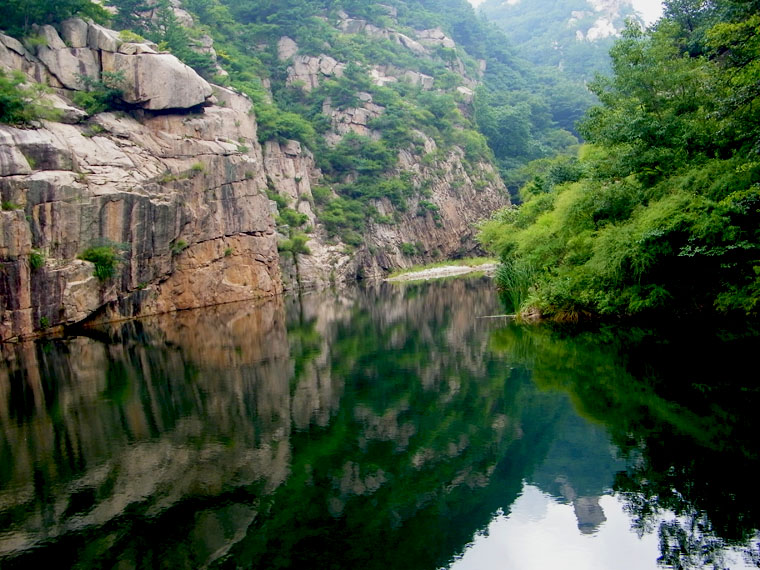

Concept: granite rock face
[[265, 128, 507, 289], [102, 51, 213, 110], [1, 18, 212, 111], [0, 24, 281, 341]]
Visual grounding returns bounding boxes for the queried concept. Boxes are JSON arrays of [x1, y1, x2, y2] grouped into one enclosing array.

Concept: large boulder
[[416, 28, 457, 49], [102, 52, 213, 110], [60, 18, 89, 48], [36, 46, 100, 90], [37, 25, 67, 50], [87, 23, 122, 52], [0, 144, 32, 177], [277, 36, 299, 61]]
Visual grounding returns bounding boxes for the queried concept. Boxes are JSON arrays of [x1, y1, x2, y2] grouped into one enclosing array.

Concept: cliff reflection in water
[[0, 277, 758, 569]]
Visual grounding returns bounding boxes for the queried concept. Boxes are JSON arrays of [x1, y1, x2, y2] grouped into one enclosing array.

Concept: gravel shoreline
[[385, 263, 498, 282]]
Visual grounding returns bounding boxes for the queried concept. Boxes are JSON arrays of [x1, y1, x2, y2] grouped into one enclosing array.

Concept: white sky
[[631, 0, 664, 24], [467, 0, 664, 25]]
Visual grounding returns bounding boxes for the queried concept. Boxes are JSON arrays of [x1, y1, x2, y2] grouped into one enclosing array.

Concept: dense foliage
[[480, 0, 760, 320], [479, 0, 637, 81], [476, 0, 623, 153], [4, 0, 108, 36], [0, 69, 60, 124]]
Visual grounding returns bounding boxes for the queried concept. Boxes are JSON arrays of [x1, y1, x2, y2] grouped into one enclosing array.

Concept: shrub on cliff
[[0, 69, 60, 125], [79, 244, 124, 282], [71, 71, 126, 115]]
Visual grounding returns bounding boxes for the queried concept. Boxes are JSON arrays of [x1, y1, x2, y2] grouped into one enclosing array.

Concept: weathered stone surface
[[394, 33, 428, 55], [319, 55, 340, 75], [139, 234, 279, 316], [264, 140, 316, 210], [102, 52, 213, 109], [282, 140, 302, 157], [0, 88, 281, 341], [0, 35, 61, 87], [0, 34, 25, 56], [43, 93, 89, 124], [321, 98, 385, 140], [0, 126, 75, 171], [45, 122, 134, 168], [277, 36, 299, 60], [60, 18, 89, 48], [36, 46, 100, 90], [0, 144, 31, 177], [169, 0, 195, 27], [38, 25, 67, 50], [287, 54, 345, 91], [87, 23, 122, 52], [457, 85, 475, 103], [117, 42, 157, 55], [0, 44, 19, 73], [416, 28, 456, 49], [364, 24, 390, 39], [339, 19, 368, 34], [58, 261, 104, 324], [370, 68, 397, 87], [371, 65, 435, 90], [402, 70, 434, 89], [0, 209, 32, 258]]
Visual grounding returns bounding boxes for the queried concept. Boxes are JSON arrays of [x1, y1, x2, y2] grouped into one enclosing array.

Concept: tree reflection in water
[[491, 321, 760, 569], [0, 278, 757, 569]]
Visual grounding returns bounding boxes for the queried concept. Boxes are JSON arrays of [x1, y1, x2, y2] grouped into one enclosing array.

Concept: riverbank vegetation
[[480, 0, 760, 321]]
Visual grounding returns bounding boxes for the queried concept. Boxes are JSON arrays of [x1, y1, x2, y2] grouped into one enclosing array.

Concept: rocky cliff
[[0, 6, 509, 341], [266, 13, 509, 289], [1, 20, 282, 341]]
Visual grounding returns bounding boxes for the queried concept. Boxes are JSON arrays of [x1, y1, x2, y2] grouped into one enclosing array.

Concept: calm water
[[0, 278, 758, 569]]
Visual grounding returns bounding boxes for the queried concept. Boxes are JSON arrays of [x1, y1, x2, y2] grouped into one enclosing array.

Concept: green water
[[0, 278, 758, 569]]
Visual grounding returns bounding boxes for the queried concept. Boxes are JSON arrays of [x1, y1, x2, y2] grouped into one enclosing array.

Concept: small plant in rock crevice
[[78, 243, 124, 281]]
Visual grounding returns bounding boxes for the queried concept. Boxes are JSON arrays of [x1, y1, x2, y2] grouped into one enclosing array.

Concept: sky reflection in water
[[0, 277, 758, 569], [452, 484, 757, 570]]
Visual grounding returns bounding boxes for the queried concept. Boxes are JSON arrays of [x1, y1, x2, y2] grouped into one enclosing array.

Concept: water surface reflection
[[0, 278, 757, 568]]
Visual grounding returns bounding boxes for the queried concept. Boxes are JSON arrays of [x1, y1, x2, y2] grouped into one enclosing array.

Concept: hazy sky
[[467, 0, 665, 25], [630, 0, 665, 23]]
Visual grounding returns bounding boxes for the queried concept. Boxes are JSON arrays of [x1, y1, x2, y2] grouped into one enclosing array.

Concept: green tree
[[107, 0, 153, 33], [479, 0, 760, 319], [5, 0, 107, 36], [0, 69, 60, 124]]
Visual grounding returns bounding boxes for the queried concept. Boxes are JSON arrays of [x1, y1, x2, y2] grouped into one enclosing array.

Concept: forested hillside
[[5, 0, 756, 330], [152, 0, 591, 188], [479, 0, 760, 320], [479, 0, 641, 80], [2, 0, 602, 339], [4, 0, 585, 191]]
